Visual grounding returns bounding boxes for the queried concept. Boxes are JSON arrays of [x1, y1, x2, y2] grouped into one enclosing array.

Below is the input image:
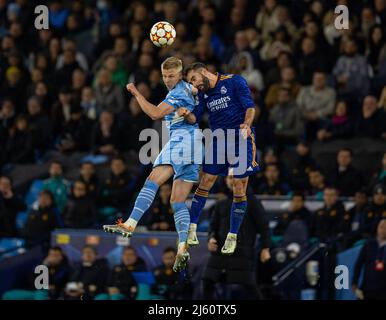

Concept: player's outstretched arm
[[126, 83, 174, 120], [177, 107, 196, 124]]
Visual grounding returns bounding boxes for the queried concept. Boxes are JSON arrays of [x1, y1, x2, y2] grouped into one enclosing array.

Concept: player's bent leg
[[103, 165, 174, 237], [221, 176, 249, 255], [170, 179, 193, 272], [189, 172, 217, 246]]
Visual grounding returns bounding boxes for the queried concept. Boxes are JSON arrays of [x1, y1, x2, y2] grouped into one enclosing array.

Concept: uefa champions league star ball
[[150, 21, 176, 47]]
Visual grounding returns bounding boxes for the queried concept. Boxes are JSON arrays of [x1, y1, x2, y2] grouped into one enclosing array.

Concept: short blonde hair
[[161, 57, 183, 73]]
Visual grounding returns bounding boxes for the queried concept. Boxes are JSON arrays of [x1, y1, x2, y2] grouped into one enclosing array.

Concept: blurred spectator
[[275, 192, 312, 235], [26, 96, 52, 154], [269, 87, 304, 151], [62, 180, 97, 228], [57, 104, 93, 154], [42, 161, 70, 213], [94, 68, 125, 115], [264, 51, 292, 88], [255, 0, 280, 41], [317, 100, 353, 141], [55, 48, 81, 88], [120, 82, 153, 152], [306, 167, 326, 199], [78, 162, 99, 200], [296, 37, 326, 85], [297, 71, 336, 140], [289, 141, 316, 191], [333, 39, 371, 101], [0, 65, 27, 110], [366, 24, 386, 73], [260, 25, 292, 62], [147, 183, 175, 231], [51, 86, 75, 137], [235, 51, 264, 92], [2, 246, 70, 300], [152, 246, 191, 299], [329, 148, 363, 197], [0, 175, 26, 237], [99, 156, 135, 215], [101, 54, 128, 88], [368, 152, 386, 190], [91, 111, 121, 156], [354, 95, 383, 139], [148, 68, 168, 104], [362, 184, 386, 237], [56, 38, 88, 71], [95, 246, 143, 300], [265, 66, 301, 110], [0, 99, 16, 145], [254, 163, 291, 196], [340, 189, 369, 248], [71, 68, 87, 101], [311, 186, 347, 241], [203, 175, 270, 300], [5, 115, 35, 164], [352, 219, 386, 300], [80, 86, 101, 120], [65, 245, 109, 300], [348, 189, 369, 233], [22, 190, 58, 247]]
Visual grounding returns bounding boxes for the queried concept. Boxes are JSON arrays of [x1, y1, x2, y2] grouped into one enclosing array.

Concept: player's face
[[187, 70, 210, 92], [162, 68, 182, 90]]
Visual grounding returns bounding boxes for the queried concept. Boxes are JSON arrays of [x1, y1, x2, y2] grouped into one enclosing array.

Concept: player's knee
[[200, 174, 217, 189], [147, 170, 163, 185], [232, 179, 246, 195]]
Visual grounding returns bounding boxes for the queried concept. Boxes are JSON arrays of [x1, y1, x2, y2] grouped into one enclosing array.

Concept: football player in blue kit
[[180, 62, 260, 255], [103, 57, 203, 272]]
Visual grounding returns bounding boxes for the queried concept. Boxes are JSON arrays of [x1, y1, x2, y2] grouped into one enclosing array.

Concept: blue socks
[[127, 179, 159, 224], [190, 187, 209, 225], [172, 202, 190, 244], [230, 195, 247, 234]]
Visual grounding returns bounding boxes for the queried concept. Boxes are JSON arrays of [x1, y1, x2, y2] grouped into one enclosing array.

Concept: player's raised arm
[[126, 83, 174, 120]]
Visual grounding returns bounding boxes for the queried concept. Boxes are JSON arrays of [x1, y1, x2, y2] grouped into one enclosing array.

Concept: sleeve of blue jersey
[[233, 75, 255, 110], [163, 89, 182, 109]]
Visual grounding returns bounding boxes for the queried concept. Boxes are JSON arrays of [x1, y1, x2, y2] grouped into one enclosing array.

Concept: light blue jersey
[[163, 80, 199, 133], [154, 80, 203, 182]]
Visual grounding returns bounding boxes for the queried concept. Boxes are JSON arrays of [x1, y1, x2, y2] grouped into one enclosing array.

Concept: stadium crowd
[[0, 0, 386, 299]]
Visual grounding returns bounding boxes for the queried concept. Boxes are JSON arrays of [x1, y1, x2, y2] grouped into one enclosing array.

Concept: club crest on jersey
[[221, 86, 227, 94]]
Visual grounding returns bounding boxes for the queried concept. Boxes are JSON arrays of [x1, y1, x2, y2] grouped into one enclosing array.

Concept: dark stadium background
[[0, 0, 386, 300]]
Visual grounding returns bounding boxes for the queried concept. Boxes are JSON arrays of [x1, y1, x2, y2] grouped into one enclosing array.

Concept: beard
[[200, 75, 211, 92]]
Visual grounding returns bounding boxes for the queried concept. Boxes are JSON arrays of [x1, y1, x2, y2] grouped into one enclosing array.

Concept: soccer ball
[[149, 21, 176, 47]]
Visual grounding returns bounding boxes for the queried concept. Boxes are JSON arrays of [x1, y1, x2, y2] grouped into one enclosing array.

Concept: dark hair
[[39, 189, 54, 202], [338, 148, 353, 156], [292, 191, 305, 200], [81, 161, 94, 167], [50, 160, 63, 167], [83, 245, 97, 255], [163, 246, 177, 255], [111, 155, 125, 163], [50, 246, 63, 254], [123, 246, 137, 254], [184, 62, 208, 77]]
